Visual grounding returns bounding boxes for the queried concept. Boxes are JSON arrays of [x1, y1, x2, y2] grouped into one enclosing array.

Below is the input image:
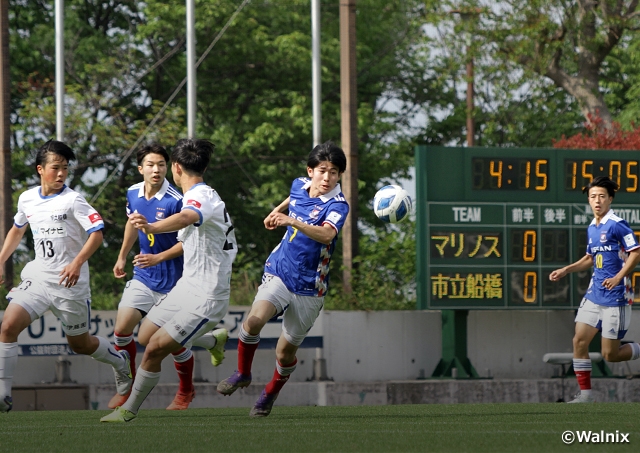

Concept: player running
[[0, 140, 132, 413], [549, 176, 640, 403], [101, 138, 237, 422], [217, 141, 349, 417], [108, 143, 227, 411]]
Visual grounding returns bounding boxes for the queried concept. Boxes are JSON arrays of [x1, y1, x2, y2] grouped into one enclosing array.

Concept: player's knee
[[0, 321, 23, 342], [68, 340, 92, 355], [245, 316, 266, 335], [572, 335, 589, 351], [602, 349, 622, 362]]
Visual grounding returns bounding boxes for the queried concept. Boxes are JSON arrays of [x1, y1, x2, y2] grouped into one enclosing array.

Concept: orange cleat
[[108, 392, 130, 409], [166, 390, 195, 410]]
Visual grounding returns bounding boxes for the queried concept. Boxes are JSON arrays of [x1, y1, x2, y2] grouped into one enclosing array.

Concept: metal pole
[[466, 50, 474, 147], [186, 0, 196, 138], [55, 0, 64, 141], [311, 0, 322, 147], [0, 0, 14, 288]]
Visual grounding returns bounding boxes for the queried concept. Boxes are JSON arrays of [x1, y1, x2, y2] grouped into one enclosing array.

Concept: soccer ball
[[373, 185, 412, 223]]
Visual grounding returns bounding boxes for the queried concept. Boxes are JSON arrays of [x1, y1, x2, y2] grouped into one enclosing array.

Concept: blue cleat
[[249, 389, 279, 417], [217, 370, 251, 396]]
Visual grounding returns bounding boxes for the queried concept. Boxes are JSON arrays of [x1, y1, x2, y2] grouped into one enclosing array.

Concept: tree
[[427, 1, 640, 129]]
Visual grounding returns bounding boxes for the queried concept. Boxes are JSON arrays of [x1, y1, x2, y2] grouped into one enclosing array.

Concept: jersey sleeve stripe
[[14, 221, 27, 228], [183, 206, 203, 226], [86, 225, 105, 234], [322, 221, 339, 235]]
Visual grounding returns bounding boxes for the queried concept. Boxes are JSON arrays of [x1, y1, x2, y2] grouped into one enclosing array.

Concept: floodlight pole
[[55, 0, 64, 141], [186, 0, 196, 138], [311, 0, 321, 147]]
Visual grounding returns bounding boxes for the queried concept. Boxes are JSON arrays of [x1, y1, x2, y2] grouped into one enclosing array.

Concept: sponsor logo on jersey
[[186, 199, 201, 209], [89, 212, 102, 224], [600, 232, 607, 243], [50, 213, 67, 221]]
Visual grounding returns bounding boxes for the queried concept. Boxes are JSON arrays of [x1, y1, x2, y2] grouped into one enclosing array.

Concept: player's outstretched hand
[[129, 213, 150, 233], [549, 268, 566, 281], [113, 257, 127, 279]]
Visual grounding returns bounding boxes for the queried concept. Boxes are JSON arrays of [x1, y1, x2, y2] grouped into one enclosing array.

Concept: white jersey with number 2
[[14, 185, 105, 299], [178, 183, 237, 300]]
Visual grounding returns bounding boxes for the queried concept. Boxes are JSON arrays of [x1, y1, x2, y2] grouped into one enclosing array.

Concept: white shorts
[[7, 278, 90, 336], [146, 279, 228, 347], [575, 298, 631, 340], [254, 273, 324, 346], [118, 279, 166, 316]]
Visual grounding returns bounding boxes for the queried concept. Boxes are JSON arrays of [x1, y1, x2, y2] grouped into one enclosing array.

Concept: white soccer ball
[[373, 185, 412, 223]]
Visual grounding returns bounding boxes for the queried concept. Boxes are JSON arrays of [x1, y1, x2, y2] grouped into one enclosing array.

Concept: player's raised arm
[[270, 211, 337, 245], [264, 197, 290, 230], [0, 225, 28, 286], [549, 254, 593, 281], [130, 210, 199, 234]]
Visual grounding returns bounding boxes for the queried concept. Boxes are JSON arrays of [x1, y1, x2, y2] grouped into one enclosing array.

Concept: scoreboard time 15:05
[[416, 147, 640, 310]]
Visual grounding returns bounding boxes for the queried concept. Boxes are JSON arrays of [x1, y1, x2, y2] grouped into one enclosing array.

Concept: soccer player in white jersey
[[550, 176, 640, 403], [217, 141, 349, 417], [0, 140, 132, 413], [101, 138, 237, 422], [107, 143, 228, 411]]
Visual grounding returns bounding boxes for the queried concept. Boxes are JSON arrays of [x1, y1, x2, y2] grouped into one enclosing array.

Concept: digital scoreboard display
[[416, 147, 640, 309]]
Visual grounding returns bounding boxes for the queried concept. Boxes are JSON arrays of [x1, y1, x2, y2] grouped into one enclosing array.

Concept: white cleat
[[567, 392, 595, 403]]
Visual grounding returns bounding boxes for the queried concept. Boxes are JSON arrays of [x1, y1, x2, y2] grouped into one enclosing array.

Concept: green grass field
[[1, 403, 638, 452]]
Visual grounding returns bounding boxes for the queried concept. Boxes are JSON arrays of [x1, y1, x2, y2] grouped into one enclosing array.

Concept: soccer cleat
[[567, 392, 595, 403], [166, 390, 195, 410], [217, 371, 252, 395], [249, 389, 279, 417], [107, 392, 130, 409], [0, 396, 13, 413], [113, 350, 133, 396], [100, 406, 137, 423], [208, 328, 229, 367]]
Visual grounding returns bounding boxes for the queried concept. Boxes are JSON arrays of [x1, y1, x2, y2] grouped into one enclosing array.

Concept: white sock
[[239, 326, 260, 344], [90, 336, 127, 372], [192, 332, 216, 350], [122, 367, 161, 414], [114, 333, 133, 348], [0, 342, 19, 398], [172, 348, 193, 363]]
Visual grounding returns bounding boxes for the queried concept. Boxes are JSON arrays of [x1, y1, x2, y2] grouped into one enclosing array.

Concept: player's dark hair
[[171, 138, 214, 176], [307, 141, 347, 173], [136, 143, 169, 166], [35, 140, 76, 169], [582, 176, 618, 198]]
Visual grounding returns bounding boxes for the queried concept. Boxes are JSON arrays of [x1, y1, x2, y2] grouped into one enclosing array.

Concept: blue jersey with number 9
[[126, 179, 183, 293]]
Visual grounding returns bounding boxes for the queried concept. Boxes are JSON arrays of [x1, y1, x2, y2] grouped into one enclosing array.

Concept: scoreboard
[[416, 146, 640, 310]]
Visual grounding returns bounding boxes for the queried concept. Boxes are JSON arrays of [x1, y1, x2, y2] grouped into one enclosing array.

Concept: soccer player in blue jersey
[[217, 141, 349, 417], [0, 140, 132, 413], [550, 176, 640, 403], [108, 143, 227, 411]]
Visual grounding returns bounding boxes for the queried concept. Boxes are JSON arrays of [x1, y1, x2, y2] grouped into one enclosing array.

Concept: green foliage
[[327, 220, 416, 310]]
